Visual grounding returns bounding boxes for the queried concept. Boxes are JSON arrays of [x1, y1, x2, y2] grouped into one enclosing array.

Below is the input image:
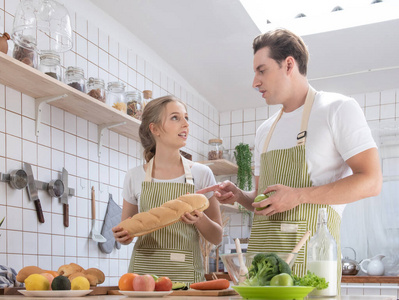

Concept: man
[[197, 29, 382, 291]]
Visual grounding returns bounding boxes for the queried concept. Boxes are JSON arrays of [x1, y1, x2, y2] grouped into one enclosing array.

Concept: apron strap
[[262, 85, 317, 153], [144, 155, 194, 185]]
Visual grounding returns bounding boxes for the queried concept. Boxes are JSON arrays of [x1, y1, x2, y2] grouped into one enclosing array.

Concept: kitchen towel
[[98, 194, 122, 254], [0, 266, 24, 288]]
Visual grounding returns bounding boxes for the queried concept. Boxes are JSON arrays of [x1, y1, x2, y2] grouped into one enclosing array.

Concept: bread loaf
[[58, 263, 84, 277], [118, 193, 209, 237]]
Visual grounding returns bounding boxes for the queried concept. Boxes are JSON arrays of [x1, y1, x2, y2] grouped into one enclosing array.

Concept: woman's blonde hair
[[139, 95, 187, 162]]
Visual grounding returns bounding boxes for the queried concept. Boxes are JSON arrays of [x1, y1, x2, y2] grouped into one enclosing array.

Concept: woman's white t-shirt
[[254, 91, 376, 218], [122, 162, 216, 210]]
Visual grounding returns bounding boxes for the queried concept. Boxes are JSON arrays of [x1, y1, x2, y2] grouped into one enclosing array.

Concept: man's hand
[[196, 180, 239, 205], [252, 184, 302, 216]]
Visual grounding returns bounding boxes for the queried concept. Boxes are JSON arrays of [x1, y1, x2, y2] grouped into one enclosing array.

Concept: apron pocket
[[248, 219, 308, 266], [131, 248, 195, 283]]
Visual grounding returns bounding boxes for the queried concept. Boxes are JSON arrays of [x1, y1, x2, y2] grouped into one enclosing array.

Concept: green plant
[[234, 143, 253, 191]]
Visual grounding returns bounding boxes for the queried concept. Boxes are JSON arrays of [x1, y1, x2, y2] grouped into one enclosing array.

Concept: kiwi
[[51, 275, 71, 290]]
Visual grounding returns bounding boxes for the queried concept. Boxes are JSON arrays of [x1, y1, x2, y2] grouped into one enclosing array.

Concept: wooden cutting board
[[170, 288, 238, 296]]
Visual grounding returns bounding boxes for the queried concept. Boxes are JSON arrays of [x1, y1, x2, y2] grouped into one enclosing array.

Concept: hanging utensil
[[285, 230, 311, 265], [60, 168, 75, 227], [35, 179, 64, 198], [90, 186, 106, 243], [235, 238, 248, 283], [23, 163, 45, 223], [0, 168, 28, 189]]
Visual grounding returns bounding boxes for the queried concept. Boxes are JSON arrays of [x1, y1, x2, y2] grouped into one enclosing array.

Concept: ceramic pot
[[0, 32, 10, 54]]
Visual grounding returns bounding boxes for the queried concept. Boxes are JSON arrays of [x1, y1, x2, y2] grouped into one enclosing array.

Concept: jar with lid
[[38, 51, 62, 81], [142, 90, 153, 109], [107, 81, 126, 113], [65, 66, 85, 92], [208, 139, 223, 160], [12, 35, 38, 68], [87, 77, 106, 103], [126, 90, 143, 120]]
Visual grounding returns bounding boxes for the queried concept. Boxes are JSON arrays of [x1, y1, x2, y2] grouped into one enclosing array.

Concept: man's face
[[252, 47, 288, 106]]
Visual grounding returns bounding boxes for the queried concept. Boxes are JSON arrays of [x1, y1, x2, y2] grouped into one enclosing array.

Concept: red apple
[[155, 277, 173, 291], [133, 274, 155, 291]]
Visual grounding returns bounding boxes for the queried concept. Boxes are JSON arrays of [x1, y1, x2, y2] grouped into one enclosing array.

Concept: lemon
[[71, 276, 90, 290], [25, 274, 50, 290]]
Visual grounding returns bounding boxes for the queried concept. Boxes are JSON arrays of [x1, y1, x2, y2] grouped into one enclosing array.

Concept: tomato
[[270, 273, 294, 286], [118, 273, 139, 291], [254, 193, 269, 211]]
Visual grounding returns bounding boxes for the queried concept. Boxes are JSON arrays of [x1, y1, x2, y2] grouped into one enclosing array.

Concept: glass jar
[[87, 77, 106, 103], [107, 81, 126, 113], [65, 66, 85, 92], [38, 51, 62, 81], [12, 35, 38, 68], [208, 138, 223, 160], [126, 90, 143, 120]]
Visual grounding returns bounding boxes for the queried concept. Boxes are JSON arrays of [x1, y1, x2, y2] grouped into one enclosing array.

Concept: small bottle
[[107, 81, 126, 113], [87, 77, 106, 103], [0, 32, 10, 54], [126, 90, 143, 120], [38, 51, 62, 81], [142, 90, 153, 109], [65, 66, 85, 92], [307, 208, 337, 297], [208, 139, 223, 160]]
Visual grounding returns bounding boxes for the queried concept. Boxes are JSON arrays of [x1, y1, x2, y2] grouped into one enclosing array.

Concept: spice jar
[[208, 139, 223, 160], [87, 77, 106, 103], [107, 81, 126, 113], [65, 66, 85, 92], [126, 90, 143, 120], [12, 35, 38, 68], [0, 32, 10, 54], [38, 51, 62, 81]]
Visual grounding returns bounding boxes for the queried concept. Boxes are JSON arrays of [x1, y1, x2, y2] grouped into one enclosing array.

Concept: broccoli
[[242, 253, 292, 286]]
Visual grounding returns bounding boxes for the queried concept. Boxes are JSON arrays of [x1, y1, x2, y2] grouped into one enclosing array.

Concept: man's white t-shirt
[[254, 91, 376, 217], [123, 162, 216, 210]]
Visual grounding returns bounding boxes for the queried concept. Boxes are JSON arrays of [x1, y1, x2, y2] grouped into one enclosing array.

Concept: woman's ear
[[149, 123, 160, 137]]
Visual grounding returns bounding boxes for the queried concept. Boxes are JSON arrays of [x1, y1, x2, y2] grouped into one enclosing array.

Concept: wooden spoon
[[235, 238, 248, 283], [285, 230, 311, 265]]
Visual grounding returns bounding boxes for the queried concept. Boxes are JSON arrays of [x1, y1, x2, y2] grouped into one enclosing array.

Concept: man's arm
[[253, 148, 382, 214]]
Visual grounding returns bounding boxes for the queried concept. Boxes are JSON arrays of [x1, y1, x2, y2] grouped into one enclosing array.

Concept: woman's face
[[154, 101, 189, 148]]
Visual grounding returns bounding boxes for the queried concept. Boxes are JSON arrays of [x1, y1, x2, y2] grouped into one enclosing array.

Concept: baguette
[[118, 193, 209, 237]]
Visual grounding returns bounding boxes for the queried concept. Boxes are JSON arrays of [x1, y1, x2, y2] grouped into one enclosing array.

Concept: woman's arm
[[181, 194, 223, 245], [112, 199, 138, 245]]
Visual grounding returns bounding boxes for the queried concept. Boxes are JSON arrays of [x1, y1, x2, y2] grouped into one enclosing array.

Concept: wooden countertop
[[342, 275, 399, 284], [0, 294, 396, 300]]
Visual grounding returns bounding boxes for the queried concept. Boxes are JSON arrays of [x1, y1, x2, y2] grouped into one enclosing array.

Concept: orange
[[118, 273, 139, 291]]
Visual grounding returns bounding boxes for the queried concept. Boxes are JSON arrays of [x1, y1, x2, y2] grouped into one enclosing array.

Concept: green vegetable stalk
[[234, 143, 252, 191]]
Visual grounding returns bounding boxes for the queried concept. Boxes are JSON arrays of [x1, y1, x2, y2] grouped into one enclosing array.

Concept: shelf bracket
[[98, 122, 126, 157], [35, 94, 68, 136]]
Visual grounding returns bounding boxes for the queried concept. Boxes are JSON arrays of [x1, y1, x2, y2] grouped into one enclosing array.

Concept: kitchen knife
[[60, 168, 69, 227], [23, 162, 45, 223]]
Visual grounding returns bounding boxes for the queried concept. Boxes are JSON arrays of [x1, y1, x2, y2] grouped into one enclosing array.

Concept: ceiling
[[91, 0, 399, 112]]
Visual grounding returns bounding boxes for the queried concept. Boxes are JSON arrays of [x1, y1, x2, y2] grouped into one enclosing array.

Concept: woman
[[112, 95, 222, 283]]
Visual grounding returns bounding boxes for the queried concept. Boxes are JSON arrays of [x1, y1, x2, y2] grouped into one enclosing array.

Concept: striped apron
[[248, 86, 342, 293], [128, 156, 204, 283]]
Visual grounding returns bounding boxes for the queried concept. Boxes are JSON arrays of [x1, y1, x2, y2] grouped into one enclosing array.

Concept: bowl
[[221, 252, 298, 285]]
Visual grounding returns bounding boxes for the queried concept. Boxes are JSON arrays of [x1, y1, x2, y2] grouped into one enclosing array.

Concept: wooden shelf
[[220, 203, 240, 213], [198, 159, 238, 176], [342, 275, 399, 284], [0, 51, 140, 141]]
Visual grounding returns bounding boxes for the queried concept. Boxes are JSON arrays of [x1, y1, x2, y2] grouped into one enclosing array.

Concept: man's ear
[[286, 56, 295, 74]]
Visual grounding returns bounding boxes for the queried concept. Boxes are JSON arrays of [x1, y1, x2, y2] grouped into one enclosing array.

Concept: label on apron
[[170, 253, 186, 262], [281, 223, 299, 233]]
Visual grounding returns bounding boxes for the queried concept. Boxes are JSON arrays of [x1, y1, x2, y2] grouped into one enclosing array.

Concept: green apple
[[254, 193, 269, 211], [270, 273, 294, 286]]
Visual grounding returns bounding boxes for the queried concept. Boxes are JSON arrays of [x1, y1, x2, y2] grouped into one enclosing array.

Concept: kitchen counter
[[0, 295, 396, 300]]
